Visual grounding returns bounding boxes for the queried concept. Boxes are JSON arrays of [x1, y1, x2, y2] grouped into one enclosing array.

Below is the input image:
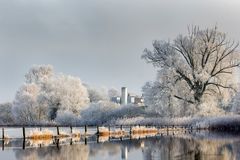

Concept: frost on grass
[[194, 115, 240, 129], [131, 126, 158, 134], [28, 129, 53, 139]]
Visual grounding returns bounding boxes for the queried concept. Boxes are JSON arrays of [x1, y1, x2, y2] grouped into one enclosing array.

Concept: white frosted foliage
[[12, 65, 89, 123]]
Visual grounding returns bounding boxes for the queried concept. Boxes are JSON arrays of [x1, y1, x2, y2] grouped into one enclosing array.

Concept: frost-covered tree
[[25, 64, 54, 84], [0, 102, 14, 124], [84, 85, 109, 103], [13, 65, 89, 123], [44, 74, 89, 119], [85, 86, 120, 103], [142, 26, 240, 115], [142, 71, 196, 117], [108, 88, 120, 98], [143, 81, 173, 117], [12, 83, 46, 123]]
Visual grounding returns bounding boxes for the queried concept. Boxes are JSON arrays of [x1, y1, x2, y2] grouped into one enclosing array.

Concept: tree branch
[[206, 82, 237, 92], [173, 95, 195, 104], [176, 69, 194, 89]]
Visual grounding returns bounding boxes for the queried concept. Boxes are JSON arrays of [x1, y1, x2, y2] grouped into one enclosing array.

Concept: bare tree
[[142, 26, 240, 109]]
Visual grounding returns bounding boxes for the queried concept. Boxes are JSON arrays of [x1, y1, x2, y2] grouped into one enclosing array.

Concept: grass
[[28, 138, 53, 147], [110, 129, 125, 137], [58, 131, 71, 138], [98, 127, 125, 137], [132, 126, 158, 134], [28, 129, 53, 140], [98, 127, 110, 136], [98, 135, 109, 142]]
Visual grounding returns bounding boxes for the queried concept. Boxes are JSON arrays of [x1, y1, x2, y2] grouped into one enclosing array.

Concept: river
[[0, 128, 239, 160]]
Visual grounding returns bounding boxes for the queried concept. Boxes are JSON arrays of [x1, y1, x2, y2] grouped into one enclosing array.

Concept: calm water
[[1, 129, 240, 160]]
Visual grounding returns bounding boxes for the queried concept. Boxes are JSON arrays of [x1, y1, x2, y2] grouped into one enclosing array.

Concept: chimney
[[121, 87, 128, 105]]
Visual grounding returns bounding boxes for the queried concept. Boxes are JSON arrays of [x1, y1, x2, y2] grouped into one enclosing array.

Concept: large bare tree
[[142, 26, 240, 109]]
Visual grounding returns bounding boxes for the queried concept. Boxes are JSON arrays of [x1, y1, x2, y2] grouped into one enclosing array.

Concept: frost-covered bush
[[105, 114, 240, 130], [80, 102, 145, 125], [108, 104, 145, 119], [229, 92, 240, 114], [193, 115, 240, 129], [55, 111, 79, 125], [112, 116, 195, 126], [196, 101, 225, 116], [107, 117, 145, 126], [80, 101, 119, 125]]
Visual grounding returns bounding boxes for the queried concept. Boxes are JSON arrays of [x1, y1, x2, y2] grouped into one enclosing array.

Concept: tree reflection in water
[[13, 134, 240, 160], [14, 144, 89, 160]]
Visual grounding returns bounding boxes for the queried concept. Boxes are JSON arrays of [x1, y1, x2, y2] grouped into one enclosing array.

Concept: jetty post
[[57, 126, 60, 136], [85, 125, 87, 134], [97, 126, 99, 134], [2, 128, 4, 140], [84, 137, 87, 145], [22, 127, 26, 139], [1, 128, 4, 151], [70, 126, 73, 134]]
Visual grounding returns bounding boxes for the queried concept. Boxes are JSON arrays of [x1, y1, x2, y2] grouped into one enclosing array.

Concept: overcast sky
[[0, 0, 240, 102]]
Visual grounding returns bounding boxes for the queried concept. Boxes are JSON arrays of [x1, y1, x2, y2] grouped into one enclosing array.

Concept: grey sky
[[0, 0, 240, 102]]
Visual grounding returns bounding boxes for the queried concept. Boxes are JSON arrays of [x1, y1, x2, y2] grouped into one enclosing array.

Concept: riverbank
[[1, 114, 240, 132], [103, 114, 240, 131]]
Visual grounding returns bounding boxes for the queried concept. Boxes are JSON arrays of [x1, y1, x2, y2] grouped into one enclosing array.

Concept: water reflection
[[6, 132, 240, 160], [14, 144, 89, 160]]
